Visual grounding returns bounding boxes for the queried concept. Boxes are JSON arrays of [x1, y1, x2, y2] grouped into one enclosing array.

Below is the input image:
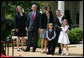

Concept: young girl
[[58, 19, 70, 56]]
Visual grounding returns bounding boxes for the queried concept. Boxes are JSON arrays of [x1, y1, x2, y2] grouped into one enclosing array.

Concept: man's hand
[[25, 27, 28, 31], [16, 28, 18, 33], [61, 14, 64, 18], [66, 30, 69, 33]]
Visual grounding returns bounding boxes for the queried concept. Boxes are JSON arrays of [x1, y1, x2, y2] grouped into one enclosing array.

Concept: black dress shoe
[[59, 52, 61, 54], [51, 52, 54, 55], [47, 52, 51, 55], [23, 49, 30, 52], [32, 50, 35, 52]]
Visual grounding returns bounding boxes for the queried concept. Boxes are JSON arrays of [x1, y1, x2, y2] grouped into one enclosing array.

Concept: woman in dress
[[40, 5, 54, 53], [58, 19, 70, 56], [15, 6, 27, 51]]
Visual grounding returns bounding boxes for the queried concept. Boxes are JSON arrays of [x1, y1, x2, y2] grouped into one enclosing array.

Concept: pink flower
[[1, 54, 6, 57], [19, 55, 22, 57], [1, 54, 13, 57]]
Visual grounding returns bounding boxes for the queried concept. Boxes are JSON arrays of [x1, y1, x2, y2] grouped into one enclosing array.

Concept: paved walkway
[[8, 44, 83, 57]]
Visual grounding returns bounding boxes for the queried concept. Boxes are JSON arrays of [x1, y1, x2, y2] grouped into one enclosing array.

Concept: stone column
[[79, 1, 83, 30], [58, 1, 65, 15]]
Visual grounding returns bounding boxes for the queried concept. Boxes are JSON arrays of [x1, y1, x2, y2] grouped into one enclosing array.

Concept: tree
[[1, 1, 42, 21]]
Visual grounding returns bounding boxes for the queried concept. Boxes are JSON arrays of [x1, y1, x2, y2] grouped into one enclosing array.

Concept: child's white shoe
[[61, 51, 64, 56], [66, 51, 69, 56]]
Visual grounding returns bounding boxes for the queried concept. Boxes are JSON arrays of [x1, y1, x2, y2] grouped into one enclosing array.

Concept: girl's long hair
[[62, 19, 68, 27]]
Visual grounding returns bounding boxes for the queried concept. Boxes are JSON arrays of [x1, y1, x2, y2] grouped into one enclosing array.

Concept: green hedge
[[68, 28, 83, 44]]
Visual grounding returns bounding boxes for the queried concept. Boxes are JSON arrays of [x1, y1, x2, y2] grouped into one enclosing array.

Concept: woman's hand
[[25, 27, 28, 31], [16, 28, 18, 33], [40, 29, 44, 32]]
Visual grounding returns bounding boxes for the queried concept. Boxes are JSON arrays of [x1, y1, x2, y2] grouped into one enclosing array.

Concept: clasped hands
[[49, 38, 52, 41]]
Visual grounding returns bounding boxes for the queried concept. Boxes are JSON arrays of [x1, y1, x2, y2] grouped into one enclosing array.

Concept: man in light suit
[[24, 4, 41, 52]]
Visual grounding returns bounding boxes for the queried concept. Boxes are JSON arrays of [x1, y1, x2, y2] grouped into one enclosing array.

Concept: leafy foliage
[[68, 28, 83, 44], [1, 1, 41, 21]]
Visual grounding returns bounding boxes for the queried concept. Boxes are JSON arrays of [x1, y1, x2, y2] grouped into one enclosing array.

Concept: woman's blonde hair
[[16, 6, 22, 13]]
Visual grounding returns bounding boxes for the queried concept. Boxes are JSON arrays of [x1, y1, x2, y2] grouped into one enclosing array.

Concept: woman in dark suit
[[15, 6, 27, 51], [40, 5, 54, 53]]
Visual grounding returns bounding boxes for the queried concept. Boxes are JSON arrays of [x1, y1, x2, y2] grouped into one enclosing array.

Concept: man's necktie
[[33, 12, 35, 21]]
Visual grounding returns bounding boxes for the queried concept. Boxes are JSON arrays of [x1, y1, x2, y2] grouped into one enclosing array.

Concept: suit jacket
[[41, 11, 54, 29], [26, 11, 41, 31], [54, 16, 66, 32]]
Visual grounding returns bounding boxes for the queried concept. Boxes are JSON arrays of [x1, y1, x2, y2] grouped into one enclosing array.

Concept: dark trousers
[[55, 28, 61, 54], [48, 39, 55, 53], [26, 30, 38, 51]]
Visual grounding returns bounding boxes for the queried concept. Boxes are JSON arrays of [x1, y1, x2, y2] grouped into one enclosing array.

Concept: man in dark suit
[[54, 10, 65, 54], [24, 4, 41, 52]]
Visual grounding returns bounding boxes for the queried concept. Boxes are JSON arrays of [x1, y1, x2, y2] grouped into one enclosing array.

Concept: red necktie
[[33, 12, 35, 21]]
